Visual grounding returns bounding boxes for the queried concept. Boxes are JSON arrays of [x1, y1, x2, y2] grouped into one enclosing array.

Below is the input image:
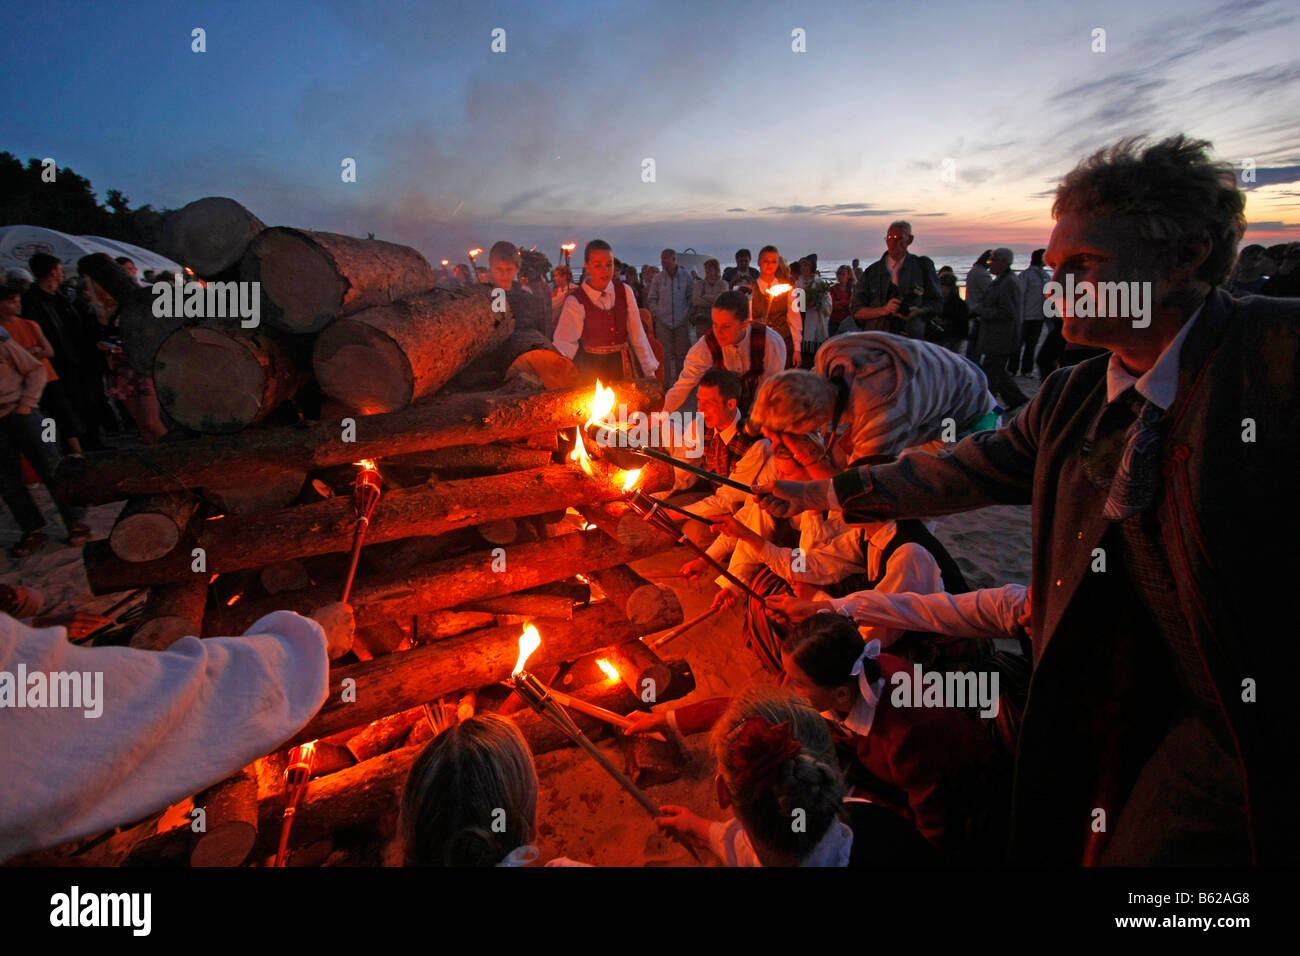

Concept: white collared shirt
[[707, 815, 855, 867], [1105, 302, 1204, 408], [661, 323, 787, 414], [841, 674, 888, 738]]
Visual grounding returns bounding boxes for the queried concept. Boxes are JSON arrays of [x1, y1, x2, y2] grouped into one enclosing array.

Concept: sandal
[[13, 530, 47, 557], [67, 523, 91, 546]]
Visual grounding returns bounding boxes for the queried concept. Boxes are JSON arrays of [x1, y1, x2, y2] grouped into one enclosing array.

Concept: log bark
[[203, 470, 307, 516], [312, 287, 512, 413], [243, 227, 437, 334], [130, 577, 208, 650], [153, 327, 307, 433], [259, 560, 311, 595], [55, 379, 663, 505], [384, 443, 553, 476], [85, 464, 661, 593], [160, 197, 266, 279], [108, 494, 197, 563], [345, 708, 424, 763], [463, 593, 575, 621], [204, 526, 670, 636], [590, 565, 682, 630], [190, 766, 259, 867], [285, 600, 680, 747], [498, 329, 581, 391]]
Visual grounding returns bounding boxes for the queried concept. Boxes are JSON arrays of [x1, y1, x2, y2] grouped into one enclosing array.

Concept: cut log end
[[253, 230, 348, 333]]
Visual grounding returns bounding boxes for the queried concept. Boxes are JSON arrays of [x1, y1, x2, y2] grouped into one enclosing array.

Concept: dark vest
[[752, 285, 792, 340], [571, 281, 630, 352], [703, 324, 768, 413]]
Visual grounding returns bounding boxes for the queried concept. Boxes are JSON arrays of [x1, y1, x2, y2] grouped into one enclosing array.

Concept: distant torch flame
[[596, 659, 620, 681], [355, 458, 378, 472], [766, 283, 792, 297], [513, 624, 541, 677]]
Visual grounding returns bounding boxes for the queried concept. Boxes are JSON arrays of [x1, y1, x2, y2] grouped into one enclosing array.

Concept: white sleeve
[[788, 295, 803, 360], [553, 295, 584, 359], [764, 328, 787, 375], [624, 286, 659, 375], [829, 583, 1027, 643], [662, 338, 710, 414], [0, 611, 330, 861], [759, 515, 864, 585], [685, 439, 769, 517], [708, 817, 761, 866]]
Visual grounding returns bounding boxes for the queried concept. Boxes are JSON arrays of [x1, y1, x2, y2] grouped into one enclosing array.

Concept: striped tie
[[1103, 389, 1165, 521]]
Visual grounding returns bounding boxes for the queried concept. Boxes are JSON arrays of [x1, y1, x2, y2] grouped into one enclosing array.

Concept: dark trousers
[[964, 319, 981, 359], [1011, 319, 1044, 375], [37, 378, 85, 449], [0, 409, 85, 536], [980, 354, 1029, 409], [1036, 321, 1067, 376]]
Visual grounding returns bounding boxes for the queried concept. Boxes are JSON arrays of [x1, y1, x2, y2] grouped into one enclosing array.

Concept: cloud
[[726, 207, 745, 212], [1242, 165, 1300, 189], [757, 202, 898, 216]]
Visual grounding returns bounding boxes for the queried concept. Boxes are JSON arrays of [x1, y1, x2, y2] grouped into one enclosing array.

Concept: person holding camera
[[850, 221, 942, 337]]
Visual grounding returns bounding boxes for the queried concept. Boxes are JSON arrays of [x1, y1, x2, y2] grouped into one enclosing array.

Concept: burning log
[[204, 527, 667, 636], [190, 766, 259, 867], [84, 465, 661, 593], [589, 565, 682, 631], [108, 493, 198, 563], [160, 197, 266, 279], [312, 287, 512, 414], [55, 379, 663, 505], [607, 639, 676, 703], [285, 600, 681, 747], [129, 577, 209, 651], [242, 227, 437, 334], [153, 327, 308, 433]]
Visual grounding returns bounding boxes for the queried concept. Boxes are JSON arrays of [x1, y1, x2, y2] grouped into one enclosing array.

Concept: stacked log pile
[[41, 200, 692, 865]]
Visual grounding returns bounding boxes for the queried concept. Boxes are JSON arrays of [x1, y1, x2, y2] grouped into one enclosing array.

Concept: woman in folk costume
[[749, 246, 803, 368], [780, 614, 1005, 860], [653, 687, 934, 866], [400, 714, 588, 867], [552, 239, 660, 383]]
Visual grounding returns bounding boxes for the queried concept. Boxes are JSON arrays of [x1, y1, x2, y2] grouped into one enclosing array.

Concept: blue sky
[[4, 0, 1299, 268]]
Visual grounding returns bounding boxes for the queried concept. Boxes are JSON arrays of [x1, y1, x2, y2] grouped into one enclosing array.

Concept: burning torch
[[274, 741, 317, 867], [467, 247, 482, 274], [340, 459, 381, 603], [560, 241, 576, 269]]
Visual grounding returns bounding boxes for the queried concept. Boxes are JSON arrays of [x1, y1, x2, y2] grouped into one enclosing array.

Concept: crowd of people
[[2, 133, 1298, 868]]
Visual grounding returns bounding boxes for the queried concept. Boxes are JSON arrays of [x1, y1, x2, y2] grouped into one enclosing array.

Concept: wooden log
[[345, 708, 424, 763], [312, 287, 512, 414], [415, 610, 496, 640], [498, 329, 581, 391], [607, 639, 676, 704], [160, 197, 266, 279], [285, 600, 680, 747], [55, 379, 663, 505], [85, 464, 658, 593], [203, 470, 307, 516], [204, 526, 670, 636], [360, 531, 477, 576], [476, 518, 520, 546], [108, 494, 197, 563], [259, 560, 311, 595], [463, 593, 575, 621], [589, 565, 682, 630], [243, 227, 437, 334], [153, 327, 307, 433], [130, 577, 208, 651], [384, 443, 553, 476], [190, 766, 259, 867], [354, 620, 408, 658]]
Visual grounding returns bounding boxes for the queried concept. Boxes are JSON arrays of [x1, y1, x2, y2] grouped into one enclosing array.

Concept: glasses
[[886, 234, 907, 241]]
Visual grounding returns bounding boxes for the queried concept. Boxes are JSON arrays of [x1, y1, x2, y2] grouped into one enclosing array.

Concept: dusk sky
[[5, 0, 1299, 268]]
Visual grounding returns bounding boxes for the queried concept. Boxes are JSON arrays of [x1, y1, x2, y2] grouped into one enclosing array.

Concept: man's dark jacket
[[852, 252, 942, 334], [975, 271, 1021, 355], [830, 287, 1300, 864]]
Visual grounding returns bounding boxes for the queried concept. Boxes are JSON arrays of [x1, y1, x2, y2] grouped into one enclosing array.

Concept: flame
[[441, 259, 450, 266], [355, 459, 378, 471], [561, 242, 576, 252], [596, 659, 620, 681], [225, 592, 243, 606], [513, 624, 541, 676], [587, 380, 617, 428], [618, 468, 643, 492], [766, 283, 793, 297], [468, 247, 482, 258], [569, 426, 595, 477]]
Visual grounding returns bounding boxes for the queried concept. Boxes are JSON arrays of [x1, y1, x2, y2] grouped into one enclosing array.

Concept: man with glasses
[[851, 221, 942, 337]]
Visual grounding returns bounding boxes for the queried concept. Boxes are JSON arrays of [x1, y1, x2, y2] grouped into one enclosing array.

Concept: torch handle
[[339, 516, 370, 604], [566, 723, 663, 818]]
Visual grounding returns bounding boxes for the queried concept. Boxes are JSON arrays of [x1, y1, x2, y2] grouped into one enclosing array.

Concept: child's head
[[750, 370, 837, 443], [488, 241, 520, 289], [400, 714, 538, 866], [0, 285, 21, 318], [712, 687, 845, 863], [781, 612, 876, 714]]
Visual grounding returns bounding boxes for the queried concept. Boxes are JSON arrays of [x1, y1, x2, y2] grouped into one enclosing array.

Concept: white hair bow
[[849, 638, 882, 679]]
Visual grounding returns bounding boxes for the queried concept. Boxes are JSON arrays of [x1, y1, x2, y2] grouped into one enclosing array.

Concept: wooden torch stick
[[651, 606, 719, 649]]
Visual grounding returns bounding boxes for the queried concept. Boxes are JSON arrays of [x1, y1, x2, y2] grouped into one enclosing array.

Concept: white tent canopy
[[0, 225, 183, 280]]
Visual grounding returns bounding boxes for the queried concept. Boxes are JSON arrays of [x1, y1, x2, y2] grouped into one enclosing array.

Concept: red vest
[[571, 281, 630, 352], [704, 324, 768, 412]]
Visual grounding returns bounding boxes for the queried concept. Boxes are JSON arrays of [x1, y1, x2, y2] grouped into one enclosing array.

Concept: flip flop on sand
[[67, 523, 91, 546]]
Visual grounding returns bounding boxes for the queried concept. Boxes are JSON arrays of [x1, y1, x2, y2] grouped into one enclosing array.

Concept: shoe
[[67, 523, 91, 546], [13, 531, 47, 557]]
